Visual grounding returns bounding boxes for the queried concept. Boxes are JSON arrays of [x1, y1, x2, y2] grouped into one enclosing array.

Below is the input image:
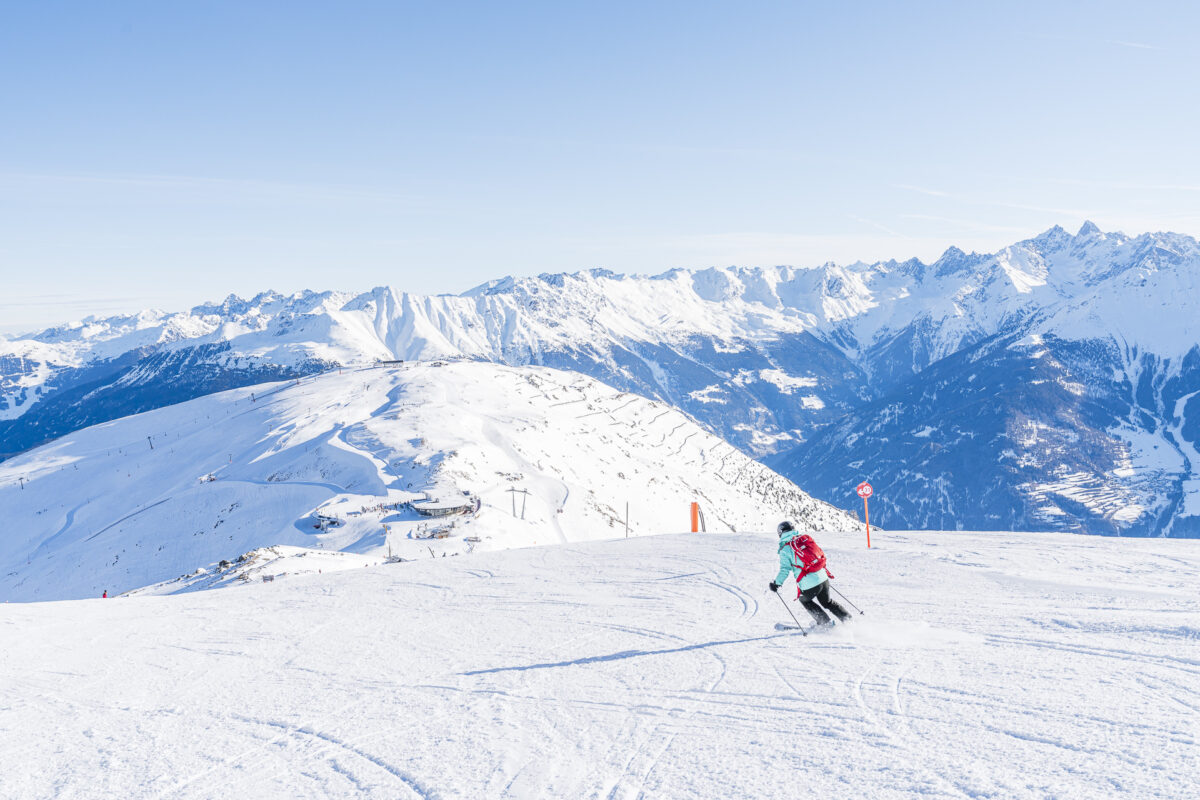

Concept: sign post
[[856, 481, 873, 548]]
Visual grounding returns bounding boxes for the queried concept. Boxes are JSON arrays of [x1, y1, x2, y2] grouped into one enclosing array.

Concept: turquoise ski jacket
[[774, 532, 828, 593]]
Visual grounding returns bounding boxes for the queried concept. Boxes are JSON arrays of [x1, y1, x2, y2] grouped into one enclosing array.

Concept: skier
[[102, 590, 107, 599], [769, 521, 850, 626]]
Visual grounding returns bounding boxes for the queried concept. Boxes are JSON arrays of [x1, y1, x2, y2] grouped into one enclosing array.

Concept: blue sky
[[2, 0, 1198, 333]]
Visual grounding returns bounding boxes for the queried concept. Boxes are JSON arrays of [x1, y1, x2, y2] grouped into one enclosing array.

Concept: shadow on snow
[[461, 632, 794, 675]]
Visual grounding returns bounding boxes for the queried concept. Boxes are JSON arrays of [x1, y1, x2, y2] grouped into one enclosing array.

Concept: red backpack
[[789, 534, 833, 579]]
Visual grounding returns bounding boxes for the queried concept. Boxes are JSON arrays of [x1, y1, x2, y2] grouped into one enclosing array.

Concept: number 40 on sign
[[856, 481, 873, 548]]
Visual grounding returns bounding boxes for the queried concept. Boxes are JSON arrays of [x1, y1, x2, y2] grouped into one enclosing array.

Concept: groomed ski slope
[[3, 529, 1198, 799]]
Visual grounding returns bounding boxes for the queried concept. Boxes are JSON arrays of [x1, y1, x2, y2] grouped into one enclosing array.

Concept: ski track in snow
[[2, 530, 1199, 799], [83, 498, 174, 542]]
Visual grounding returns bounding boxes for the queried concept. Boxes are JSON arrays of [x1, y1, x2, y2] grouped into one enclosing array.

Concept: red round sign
[[856, 481, 873, 499]]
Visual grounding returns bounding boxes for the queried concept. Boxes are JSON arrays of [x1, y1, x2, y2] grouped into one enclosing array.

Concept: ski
[[774, 621, 845, 635]]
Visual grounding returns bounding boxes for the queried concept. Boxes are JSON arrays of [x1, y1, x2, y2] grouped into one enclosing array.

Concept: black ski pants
[[799, 580, 851, 625]]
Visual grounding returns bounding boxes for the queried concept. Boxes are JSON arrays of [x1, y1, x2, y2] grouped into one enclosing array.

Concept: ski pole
[[773, 589, 808, 636], [830, 584, 864, 615]]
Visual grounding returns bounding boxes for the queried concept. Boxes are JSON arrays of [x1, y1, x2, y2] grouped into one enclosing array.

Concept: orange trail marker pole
[[690, 502, 699, 533], [856, 481, 874, 548], [864, 497, 871, 548]]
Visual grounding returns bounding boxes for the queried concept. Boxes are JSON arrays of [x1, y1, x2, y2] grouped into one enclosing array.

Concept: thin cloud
[[1107, 40, 1160, 51], [849, 215, 904, 237], [0, 295, 150, 310], [891, 182, 1088, 220], [0, 171, 423, 206], [1050, 177, 1200, 192], [1024, 32, 1074, 42], [991, 200, 1090, 217], [900, 214, 1028, 235], [1025, 32, 1162, 51], [469, 132, 824, 164], [585, 230, 1019, 270], [893, 183, 950, 197]]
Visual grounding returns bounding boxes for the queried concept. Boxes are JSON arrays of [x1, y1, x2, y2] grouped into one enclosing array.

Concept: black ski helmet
[[777, 520, 795, 535]]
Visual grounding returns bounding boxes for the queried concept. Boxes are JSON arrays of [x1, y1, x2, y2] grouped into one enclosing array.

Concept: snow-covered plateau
[[2, 529, 1197, 799], [0, 361, 853, 602], [3, 223, 1199, 535]]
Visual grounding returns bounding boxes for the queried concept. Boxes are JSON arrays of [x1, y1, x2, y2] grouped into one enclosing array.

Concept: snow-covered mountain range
[[3, 222, 1198, 535], [0, 361, 854, 601]]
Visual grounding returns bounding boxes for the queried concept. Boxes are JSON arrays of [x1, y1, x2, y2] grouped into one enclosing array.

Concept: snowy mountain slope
[[2, 530, 1197, 799], [3, 223, 1199, 535], [0, 278, 865, 461], [776, 331, 1200, 537], [0, 361, 855, 602]]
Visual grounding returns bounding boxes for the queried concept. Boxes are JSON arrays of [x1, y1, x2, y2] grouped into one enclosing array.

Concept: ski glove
[[769, 581, 780, 592]]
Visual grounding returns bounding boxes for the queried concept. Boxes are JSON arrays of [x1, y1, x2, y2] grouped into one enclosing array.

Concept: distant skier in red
[[102, 590, 107, 598], [769, 521, 851, 626]]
